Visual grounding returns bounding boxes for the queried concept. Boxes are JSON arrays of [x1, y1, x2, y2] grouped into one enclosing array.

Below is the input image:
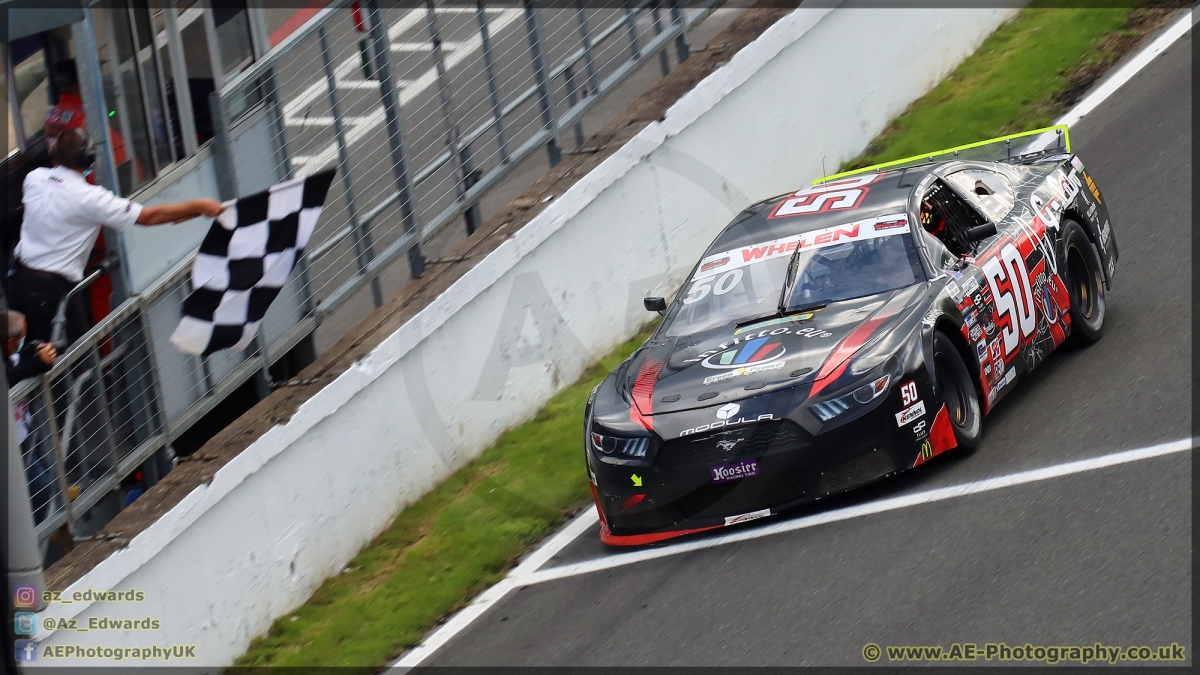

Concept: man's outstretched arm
[[136, 198, 225, 226]]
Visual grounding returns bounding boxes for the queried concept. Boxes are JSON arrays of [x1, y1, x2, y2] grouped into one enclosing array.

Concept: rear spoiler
[[813, 125, 1072, 186]]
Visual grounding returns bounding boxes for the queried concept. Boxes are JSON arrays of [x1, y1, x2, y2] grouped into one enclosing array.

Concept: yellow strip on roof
[[813, 125, 1071, 186]]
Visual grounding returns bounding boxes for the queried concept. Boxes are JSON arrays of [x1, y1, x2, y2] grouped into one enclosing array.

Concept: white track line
[[390, 437, 1192, 668], [387, 12, 1197, 668], [1027, 8, 1194, 152], [516, 438, 1193, 586], [1056, 8, 1195, 128], [387, 509, 598, 670], [509, 508, 600, 577], [290, 9, 523, 173]]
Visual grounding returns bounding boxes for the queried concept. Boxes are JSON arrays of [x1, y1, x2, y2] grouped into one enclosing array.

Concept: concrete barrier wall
[[29, 6, 1017, 668]]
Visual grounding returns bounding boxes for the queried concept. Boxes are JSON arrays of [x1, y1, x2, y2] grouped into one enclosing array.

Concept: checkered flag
[[170, 169, 336, 356]]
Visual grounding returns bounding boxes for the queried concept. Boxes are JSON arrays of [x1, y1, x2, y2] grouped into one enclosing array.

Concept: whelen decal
[[872, 217, 908, 231], [768, 174, 881, 219], [691, 214, 911, 282], [630, 357, 663, 431]]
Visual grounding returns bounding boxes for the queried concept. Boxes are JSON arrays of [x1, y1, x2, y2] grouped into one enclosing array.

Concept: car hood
[[624, 285, 924, 416]]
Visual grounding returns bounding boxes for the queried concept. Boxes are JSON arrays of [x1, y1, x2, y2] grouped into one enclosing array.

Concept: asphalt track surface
[[418, 21, 1193, 667]]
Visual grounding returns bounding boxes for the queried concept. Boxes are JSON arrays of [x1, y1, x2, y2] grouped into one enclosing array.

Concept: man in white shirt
[[11, 127, 225, 345]]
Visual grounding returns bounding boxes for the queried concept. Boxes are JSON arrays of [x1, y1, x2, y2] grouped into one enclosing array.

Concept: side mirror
[[643, 297, 666, 312], [965, 223, 997, 242]]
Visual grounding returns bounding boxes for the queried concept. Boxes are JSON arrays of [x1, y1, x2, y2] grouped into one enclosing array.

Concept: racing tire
[[1061, 219, 1105, 345], [933, 331, 982, 452]]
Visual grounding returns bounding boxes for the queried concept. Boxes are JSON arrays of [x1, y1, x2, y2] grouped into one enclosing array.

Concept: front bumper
[[590, 401, 950, 545]]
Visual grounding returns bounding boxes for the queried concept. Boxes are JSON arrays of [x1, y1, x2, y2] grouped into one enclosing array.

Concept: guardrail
[[11, 0, 718, 553]]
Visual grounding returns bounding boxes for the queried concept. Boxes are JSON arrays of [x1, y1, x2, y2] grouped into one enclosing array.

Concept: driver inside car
[[921, 199, 947, 239], [920, 193, 972, 259]]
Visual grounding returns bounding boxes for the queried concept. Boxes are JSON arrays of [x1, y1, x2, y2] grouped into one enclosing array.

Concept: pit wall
[[29, 6, 1018, 668]]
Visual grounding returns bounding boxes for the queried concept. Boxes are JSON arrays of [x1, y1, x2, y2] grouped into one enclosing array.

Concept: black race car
[[584, 131, 1117, 545]]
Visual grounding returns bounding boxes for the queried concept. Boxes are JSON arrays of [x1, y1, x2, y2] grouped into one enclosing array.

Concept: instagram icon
[[13, 585, 37, 608]]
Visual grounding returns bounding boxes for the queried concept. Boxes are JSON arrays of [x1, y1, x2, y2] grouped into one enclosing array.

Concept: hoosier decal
[[710, 458, 759, 483]]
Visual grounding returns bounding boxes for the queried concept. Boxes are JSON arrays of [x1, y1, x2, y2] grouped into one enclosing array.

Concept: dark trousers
[[10, 265, 89, 346]]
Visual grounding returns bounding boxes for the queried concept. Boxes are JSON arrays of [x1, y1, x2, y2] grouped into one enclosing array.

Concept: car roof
[[708, 165, 938, 253]]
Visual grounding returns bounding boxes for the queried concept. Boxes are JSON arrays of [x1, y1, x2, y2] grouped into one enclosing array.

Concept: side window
[[919, 179, 988, 258], [922, 229, 957, 271], [944, 169, 1014, 223]]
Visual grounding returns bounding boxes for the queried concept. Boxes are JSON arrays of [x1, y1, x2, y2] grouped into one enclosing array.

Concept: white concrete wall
[[29, 7, 1017, 668]]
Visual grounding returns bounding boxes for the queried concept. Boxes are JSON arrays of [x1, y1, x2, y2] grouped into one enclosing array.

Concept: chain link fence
[[11, 0, 722, 555]]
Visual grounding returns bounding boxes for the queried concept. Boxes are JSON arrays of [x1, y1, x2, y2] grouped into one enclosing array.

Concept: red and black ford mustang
[[584, 139, 1118, 545]]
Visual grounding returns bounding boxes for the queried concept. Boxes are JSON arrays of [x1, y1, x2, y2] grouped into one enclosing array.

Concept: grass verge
[[233, 328, 652, 668], [843, 4, 1177, 171], [233, 5, 1175, 669]]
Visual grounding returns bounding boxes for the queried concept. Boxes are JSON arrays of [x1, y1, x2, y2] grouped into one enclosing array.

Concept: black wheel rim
[[936, 354, 968, 427], [1067, 243, 1097, 320]]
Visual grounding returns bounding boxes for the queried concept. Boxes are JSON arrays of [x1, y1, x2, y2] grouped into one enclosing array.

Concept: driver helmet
[[920, 199, 947, 237]]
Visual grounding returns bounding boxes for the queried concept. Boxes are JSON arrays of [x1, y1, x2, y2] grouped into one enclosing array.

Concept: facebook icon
[[15, 639, 37, 662]]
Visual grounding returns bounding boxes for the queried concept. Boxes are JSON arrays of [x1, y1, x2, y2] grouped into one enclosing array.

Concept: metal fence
[[11, 0, 719, 552], [215, 0, 716, 342]]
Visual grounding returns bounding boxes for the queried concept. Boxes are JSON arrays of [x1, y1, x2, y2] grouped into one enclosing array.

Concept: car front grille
[[655, 420, 811, 469], [818, 448, 897, 496], [674, 466, 808, 520]]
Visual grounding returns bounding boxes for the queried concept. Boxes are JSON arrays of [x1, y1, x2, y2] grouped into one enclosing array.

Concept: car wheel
[[1061, 219, 1105, 345], [933, 331, 982, 451]]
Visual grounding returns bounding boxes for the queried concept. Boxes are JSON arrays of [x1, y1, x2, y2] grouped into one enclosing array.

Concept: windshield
[[662, 214, 925, 336]]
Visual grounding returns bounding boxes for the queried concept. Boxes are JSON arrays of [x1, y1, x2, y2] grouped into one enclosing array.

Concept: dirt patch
[[1030, 5, 1181, 120], [44, 4, 794, 591]]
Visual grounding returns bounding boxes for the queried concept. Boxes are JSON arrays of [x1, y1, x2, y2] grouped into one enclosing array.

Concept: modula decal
[[690, 214, 912, 282], [679, 413, 775, 437]]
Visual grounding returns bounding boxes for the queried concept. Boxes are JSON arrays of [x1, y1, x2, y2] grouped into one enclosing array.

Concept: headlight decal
[[590, 432, 651, 458], [808, 291, 909, 398], [811, 374, 890, 422]]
